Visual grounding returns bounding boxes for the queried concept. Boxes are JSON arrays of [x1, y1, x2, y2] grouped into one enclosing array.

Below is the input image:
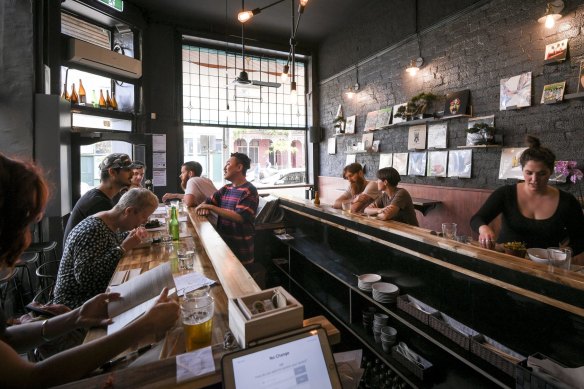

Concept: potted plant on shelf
[[394, 92, 438, 121], [333, 104, 346, 134], [466, 122, 495, 146]]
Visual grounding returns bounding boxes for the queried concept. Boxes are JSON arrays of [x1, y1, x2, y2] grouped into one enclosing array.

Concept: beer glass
[[181, 290, 214, 351]]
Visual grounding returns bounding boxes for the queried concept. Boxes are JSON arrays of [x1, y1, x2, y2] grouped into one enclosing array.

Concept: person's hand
[[478, 225, 496, 250], [122, 227, 147, 251], [75, 292, 121, 329], [195, 203, 212, 216], [161, 193, 176, 202], [140, 288, 179, 335]]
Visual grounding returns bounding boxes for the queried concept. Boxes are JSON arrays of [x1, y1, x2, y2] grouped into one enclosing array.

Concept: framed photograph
[[467, 115, 495, 146], [379, 153, 393, 169], [375, 107, 393, 129], [427, 151, 448, 177], [427, 123, 448, 149], [327, 137, 336, 155], [392, 153, 409, 175], [448, 149, 472, 178], [544, 39, 568, 62], [362, 133, 374, 151], [500, 72, 532, 110], [363, 111, 378, 132], [541, 81, 566, 104], [407, 124, 427, 150], [392, 103, 407, 124], [443, 89, 470, 117], [498, 147, 527, 180], [372, 140, 380, 152], [345, 115, 356, 134], [408, 152, 427, 176], [346, 154, 356, 166], [578, 61, 584, 93]]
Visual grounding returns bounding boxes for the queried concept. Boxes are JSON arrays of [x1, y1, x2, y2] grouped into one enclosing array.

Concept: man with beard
[[162, 161, 216, 207], [333, 162, 380, 213], [63, 153, 134, 244]]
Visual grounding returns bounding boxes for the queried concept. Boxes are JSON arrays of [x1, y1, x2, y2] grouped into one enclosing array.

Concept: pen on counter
[[100, 343, 155, 371]]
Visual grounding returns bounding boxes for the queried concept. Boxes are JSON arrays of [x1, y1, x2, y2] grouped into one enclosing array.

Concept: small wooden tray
[[391, 344, 433, 381], [397, 295, 437, 325], [470, 334, 525, 376], [428, 311, 478, 350]]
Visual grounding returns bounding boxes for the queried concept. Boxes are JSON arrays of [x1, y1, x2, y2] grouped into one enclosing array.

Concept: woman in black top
[[470, 136, 584, 264]]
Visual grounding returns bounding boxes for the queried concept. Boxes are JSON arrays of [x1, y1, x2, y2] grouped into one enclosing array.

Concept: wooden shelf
[[346, 150, 379, 154], [457, 144, 501, 149], [564, 91, 584, 100], [333, 132, 358, 137], [385, 114, 472, 129], [71, 104, 135, 120]]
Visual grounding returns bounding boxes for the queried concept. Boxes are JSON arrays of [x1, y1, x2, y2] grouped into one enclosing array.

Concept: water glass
[[341, 200, 352, 213], [547, 247, 572, 272], [441, 223, 457, 240]]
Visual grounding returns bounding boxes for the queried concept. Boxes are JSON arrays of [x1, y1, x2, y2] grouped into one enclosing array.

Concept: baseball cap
[[130, 160, 145, 169], [98, 153, 133, 171]]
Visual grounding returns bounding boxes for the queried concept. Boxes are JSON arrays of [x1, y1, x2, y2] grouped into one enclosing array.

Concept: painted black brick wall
[[318, 0, 584, 197]]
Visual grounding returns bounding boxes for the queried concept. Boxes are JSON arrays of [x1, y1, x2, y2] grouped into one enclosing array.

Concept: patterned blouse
[[53, 217, 124, 309]]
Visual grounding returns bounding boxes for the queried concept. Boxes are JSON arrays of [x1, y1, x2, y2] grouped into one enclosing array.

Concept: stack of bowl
[[358, 274, 381, 292], [362, 307, 376, 333], [372, 282, 399, 304], [380, 326, 397, 353], [372, 313, 389, 343]]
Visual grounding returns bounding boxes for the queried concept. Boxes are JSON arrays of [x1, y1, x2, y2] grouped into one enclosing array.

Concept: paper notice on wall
[[152, 170, 167, 187], [153, 152, 166, 169], [153, 134, 166, 152]]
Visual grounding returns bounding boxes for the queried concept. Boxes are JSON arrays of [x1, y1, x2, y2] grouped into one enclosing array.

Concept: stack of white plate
[[372, 282, 399, 303], [357, 274, 381, 292]]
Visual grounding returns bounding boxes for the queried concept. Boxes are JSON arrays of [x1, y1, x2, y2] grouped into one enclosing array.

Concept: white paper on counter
[[174, 272, 216, 297], [176, 346, 215, 383]]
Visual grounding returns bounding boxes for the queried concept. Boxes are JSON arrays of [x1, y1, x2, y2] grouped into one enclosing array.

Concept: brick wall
[[318, 0, 584, 198]]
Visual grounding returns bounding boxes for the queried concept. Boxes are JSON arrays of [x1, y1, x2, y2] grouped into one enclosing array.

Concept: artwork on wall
[[408, 152, 427, 176], [392, 103, 407, 124], [578, 61, 584, 93], [443, 89, 470, 117], [466, 115, 495, 146], [346, 154, 356, 166], [372, 140, 380, 152], [427, 151, 448, 177], [393, 153, 409, 175], [500, 72, 532, 110], [379, 153, 393, 169], [498, 147, 527, 179], [345, 115, 356, 134], [364, 111, 379, 132], [447, 149, 472, 178], [544, 39, 568, 63], [362, 133, 374, 151], [541, 81, 566, 104], [407, 124, 427, 150], [427, 123, 448, 149], [327, 138, 336, 154], [375, 107, 393, 129]]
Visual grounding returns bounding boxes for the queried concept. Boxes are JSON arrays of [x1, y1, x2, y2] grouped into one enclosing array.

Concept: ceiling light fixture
[[346, 61, 360, 99], [406, 0, 424, 77], [538, 0, 564, 29], [237, 0, 287, 22]]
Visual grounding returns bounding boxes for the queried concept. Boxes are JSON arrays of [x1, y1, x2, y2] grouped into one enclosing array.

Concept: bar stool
[[0, 267, 25, 316], [35, 260, 60, 294], [14, 251, 40, 303], [24, 240, 58, 268]]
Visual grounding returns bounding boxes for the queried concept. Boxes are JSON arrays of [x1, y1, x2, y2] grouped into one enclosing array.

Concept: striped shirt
[[206, 181, 259, 264]]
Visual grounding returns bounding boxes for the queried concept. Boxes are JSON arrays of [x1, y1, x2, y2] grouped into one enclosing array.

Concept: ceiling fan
[[233, 0, 281, 89]]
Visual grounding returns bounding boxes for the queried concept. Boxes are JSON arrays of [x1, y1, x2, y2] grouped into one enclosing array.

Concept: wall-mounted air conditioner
[[67, 38, 142, 79]]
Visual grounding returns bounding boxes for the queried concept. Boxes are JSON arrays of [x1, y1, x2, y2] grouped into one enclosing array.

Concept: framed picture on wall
[[427, 123, 448, 149], [500, 72, 532, 110], [544, 39, 568, 63], [443, 89, 470, 117], [392, 153, 409, 175], [392, 103, 407, 124], [407, 125, 427, 150], [375, 107, 393, 129], [448, 149, 472, 178], [427, 151, 448, 177], [379, 153, 393, 169], [364, 111, 378, 132], [408, 152, 427, 176], [498, 147, 527, 179], [541, 81, 566, 104], [345, 115, 356, 134], [346, 154, 356, 166], [362, 133, 374, 151], [327, 138, 336, 154]]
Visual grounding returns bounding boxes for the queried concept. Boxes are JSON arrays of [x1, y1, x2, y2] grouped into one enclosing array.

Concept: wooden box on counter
[[228, 286, 303, 348]]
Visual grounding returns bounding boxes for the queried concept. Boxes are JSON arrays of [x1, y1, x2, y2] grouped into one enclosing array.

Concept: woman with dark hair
[[0, 154, 179, 388], [364, 167, 418, 226], [470, 136, 584, 264]]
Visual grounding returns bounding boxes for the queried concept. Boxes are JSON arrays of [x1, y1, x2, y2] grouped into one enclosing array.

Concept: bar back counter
[[272, 196, 584, 388]]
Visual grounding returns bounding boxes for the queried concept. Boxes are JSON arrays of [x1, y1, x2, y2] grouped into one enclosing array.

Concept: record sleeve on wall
[[447, 149, 472, 178], [363, 111, 378, 132], [443, 89, 470, 117], [392, 153, 409, 175], [500, 72, 531, 110], [379, 153, 393, 169], [407, 125, 427, 150], [408, 152, 427, 176], [427, 123, 448, 149], [345, 115, 356, 134], [427, 151, 448, 177]]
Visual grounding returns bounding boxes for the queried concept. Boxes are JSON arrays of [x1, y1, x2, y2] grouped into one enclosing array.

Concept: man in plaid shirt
[[196, 153, 259, 264]]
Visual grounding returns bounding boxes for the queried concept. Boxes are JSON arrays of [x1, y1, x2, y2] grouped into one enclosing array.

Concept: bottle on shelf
[[61, 83, 70, 101], [313, 191, 320, 206], [170, 206, 180, 241], [70, 83, 78, 105], [78, 79, 86, 105], [98, 89, 107, 109], [110, 90, 118, 110], [91, 90, 98, 108], [106, 90, 113, 110]]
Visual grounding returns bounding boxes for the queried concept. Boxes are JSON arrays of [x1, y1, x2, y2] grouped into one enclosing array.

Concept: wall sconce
[[406, 57, 423, 76], [538, 0, 564, 29]]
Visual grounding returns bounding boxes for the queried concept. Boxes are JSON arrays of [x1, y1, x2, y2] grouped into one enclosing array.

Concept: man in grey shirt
[[162, 161, 216, 207]]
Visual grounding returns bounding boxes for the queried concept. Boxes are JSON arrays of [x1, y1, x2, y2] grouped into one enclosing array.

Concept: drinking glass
[[547, 247, 572, 272], [341, 201, 352, 213], [441, 223, 457, 240], [181, 291, 214, 352]]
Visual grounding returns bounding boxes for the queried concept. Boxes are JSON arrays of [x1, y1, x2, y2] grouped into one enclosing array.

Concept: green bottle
[[170, 206, 180, 241]]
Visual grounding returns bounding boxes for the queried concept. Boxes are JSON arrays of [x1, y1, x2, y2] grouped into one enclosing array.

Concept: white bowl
[[358, 274, 381, 283], [527, 248, 549, 264]]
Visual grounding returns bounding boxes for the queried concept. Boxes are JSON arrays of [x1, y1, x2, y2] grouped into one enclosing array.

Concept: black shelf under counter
[[70, 104, 135, 120]]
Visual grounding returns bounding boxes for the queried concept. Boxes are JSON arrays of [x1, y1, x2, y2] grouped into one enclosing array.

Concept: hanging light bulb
[[406, 58, 423, 76], [290, 81, 297, 97], [345, 82, 359, 99], [281, 64, 289, 82], [538, 1, 564, 29]]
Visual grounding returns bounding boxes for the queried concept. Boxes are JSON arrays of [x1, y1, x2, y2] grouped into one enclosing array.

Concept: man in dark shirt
[[63, 153, 134, 244], [195, 153, 259, 265]]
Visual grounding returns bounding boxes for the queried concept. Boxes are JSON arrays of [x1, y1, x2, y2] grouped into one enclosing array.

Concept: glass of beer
[[181, 292, 214, 352]]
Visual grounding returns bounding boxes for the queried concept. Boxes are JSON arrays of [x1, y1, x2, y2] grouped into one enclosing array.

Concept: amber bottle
[[98, 90, 107, 109], [70, 83, 79, 105], [78, 79, 86, 105]]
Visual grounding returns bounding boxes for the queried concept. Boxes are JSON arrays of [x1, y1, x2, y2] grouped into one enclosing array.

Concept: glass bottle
[[170, 206, 180, 241], [98, 89, 107, 109], [78, 79, 86, 105], [91, 90, 98, 108], [110, 90, 118, 110], [61, 83, 70, 101], [70, 83, 78, 105], [106, 90, 113, 110], [314, 190, 320, 205]]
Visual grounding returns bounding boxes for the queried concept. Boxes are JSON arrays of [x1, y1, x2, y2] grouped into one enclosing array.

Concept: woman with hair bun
[[470, 136, 584, 264]]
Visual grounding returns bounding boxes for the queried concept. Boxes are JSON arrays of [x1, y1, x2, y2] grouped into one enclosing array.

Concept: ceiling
[[128, 0, 362, 46]]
